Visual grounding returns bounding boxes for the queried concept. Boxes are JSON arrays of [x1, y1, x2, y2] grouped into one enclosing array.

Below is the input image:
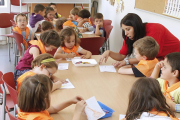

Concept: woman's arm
[[79, 49, 92, 59]]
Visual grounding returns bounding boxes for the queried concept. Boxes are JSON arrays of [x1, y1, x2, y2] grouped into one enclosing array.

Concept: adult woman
[[99, 13, 180, 67]]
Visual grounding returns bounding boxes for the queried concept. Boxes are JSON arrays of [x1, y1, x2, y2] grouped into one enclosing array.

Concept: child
[[118, 36, 159, 77], [28, 4, 45, 35], [18, 74, 86, 120], [16, 53, 64, 92], [44, 6, 55, 22], [122, 77, 178, 120], [80, 13, 106, 37], [77, 9, 92, 28], [48, 3, 61, 19], [151, 52, 180, 109], [42, 21, 54, 32], [54, 27, 92, 59], [55, 17, 67, 33], [13, 13, 34, 58], [14, 30, 61, 82]]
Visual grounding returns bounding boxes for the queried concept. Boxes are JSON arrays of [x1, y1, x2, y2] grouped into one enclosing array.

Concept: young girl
[[16, 53, 64, 92], [54, 27, 92, 59], [14, 30, 61, 83], [18, 74, 86, 120], [122, 78, 178, 120], [42, 21, 54, 32], [44, 6, 55, 22]]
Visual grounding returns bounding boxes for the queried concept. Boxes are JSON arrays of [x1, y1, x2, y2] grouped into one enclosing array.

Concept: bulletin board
[[135, 0, 180, 20]]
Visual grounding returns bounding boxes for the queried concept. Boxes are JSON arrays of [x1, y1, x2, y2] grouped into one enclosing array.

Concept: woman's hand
[[112, 60, 126, 67], [99, 50, 110, 64], [74, 100, 87, 113], [71, 96, 84, 104]]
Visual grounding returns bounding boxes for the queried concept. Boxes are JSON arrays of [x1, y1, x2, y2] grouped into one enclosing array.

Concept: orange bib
[[63, 20, 76, 27], [163, 81, 180, 100], [18, 109, 53, 120], [29, 39, 46, 54], [61, 46, 80, 56], [17, 71, 36, 93], [13, 26, 29, 49]]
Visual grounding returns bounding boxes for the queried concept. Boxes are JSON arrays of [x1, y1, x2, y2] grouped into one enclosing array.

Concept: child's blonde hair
[[31, 53, 57, 69], [18, 74, 53, 112], [70, 7, 80, 15], [59, 27, 80, 47], [133, 36, 159, 60]]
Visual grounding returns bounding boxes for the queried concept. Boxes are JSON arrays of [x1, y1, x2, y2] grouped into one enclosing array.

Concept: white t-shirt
[[28, 20, 45, 36], [139, 112, 172, 120]]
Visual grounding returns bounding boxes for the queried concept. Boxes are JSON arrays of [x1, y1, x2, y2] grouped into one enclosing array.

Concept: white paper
[[61, 79, 75, 89], [82, 31, 94, 34], [58, 63, 69, 70], [66, 57, 81, 61], [85, 96, 105, 120], [36, 33, 40, 36], [119, 114, 125, 120], [99, 65, 116, 73]]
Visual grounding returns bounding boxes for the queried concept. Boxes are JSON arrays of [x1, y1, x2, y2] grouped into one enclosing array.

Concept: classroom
[[0, 0, 180, 120]]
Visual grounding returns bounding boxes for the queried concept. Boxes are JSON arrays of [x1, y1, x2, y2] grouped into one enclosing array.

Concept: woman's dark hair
[[120, 13, 146, 56], [125, 77, 175, 120]]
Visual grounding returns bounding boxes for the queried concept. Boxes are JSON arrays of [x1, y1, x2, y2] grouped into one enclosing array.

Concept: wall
[[97, 0, 180, 52]]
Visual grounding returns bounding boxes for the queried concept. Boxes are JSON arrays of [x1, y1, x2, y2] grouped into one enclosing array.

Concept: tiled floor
[[0, 43, 15, 120]]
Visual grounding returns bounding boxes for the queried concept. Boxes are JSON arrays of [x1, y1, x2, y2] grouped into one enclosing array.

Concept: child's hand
[[155, 61, 164, 69], [68, 53, 76, 58], [83, 18, 89, 22], [79, 28, 85, 33], [71, 96, 84, 104], [81, 55, 87, 59], [74, 100, 87, 114], [55, 58, 62, 63], [112, 60, 126, 67]]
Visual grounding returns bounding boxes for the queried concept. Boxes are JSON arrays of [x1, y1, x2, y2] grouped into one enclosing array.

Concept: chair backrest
[[47, 48, 57, 56], [2, 72, 18, 105], [13, 31, 23, 51], [0, 71, 3, 94], [104, 25, 113, 40], [10, 20, 17, 27], [5, 106, 19, 120], [103, 20, 112, 27], [0, 13, 14, 28], [80, 37, 105, 55], [10, 0, 21, 6]]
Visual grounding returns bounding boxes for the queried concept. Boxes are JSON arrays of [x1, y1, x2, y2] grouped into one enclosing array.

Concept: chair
[[0, 13, 15, 62], [103, 20, 112, 27], [5, 106, 18, 120], [47, 48, 57, 56], [10, 0, 29, 16], [90, 17, 94, 26], [80, 37, 105, 55], [104, 25, 113, 50]]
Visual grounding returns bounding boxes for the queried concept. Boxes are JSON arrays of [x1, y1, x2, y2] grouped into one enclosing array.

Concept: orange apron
[[61, 46, 80, 56], [29, 39, 46, 54], [63, 20, 76, 27], [13, 26, 29, 49]]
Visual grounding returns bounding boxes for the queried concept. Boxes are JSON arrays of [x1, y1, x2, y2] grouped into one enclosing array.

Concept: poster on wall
[[106, 0, 124, 13], [0, 0, 4, 6]]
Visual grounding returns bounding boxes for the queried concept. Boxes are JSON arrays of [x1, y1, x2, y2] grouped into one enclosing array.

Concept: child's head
[[55, 17, 67, 32], [70, 7, 80, 20], [78, 9, 90, 19], [31, 53, 58, 78], [161, 52, 180, 81], [15, 13, 28, 29], [48, 3, 57, 13], [40, 30, 61, 52], [41, 21, 54, 32], [34, 4, 45, 17], [133, 36, 159, 60], [44, 6, 55, 21], [93, 13, 103, 27], [125, 77, 174, 120], [18, 74, 53, 112], [59, 27, 80, 49]]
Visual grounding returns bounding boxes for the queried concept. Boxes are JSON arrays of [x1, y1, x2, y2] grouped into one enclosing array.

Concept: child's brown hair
[[93, 13, 103, 21], [41, 21, 54, 31], [40, 30, 61, 47], [133, 36, 159, 60], [125, 77, 175, 120], [70, 7, 80, 15], [55, 17, 67, 31], [18, 74, 53, 112], [78, 9, 90, 19], [59, 27, 80, 47], [15, 13, 27, 23], [44, 6, 54, 18], [34, 4, 45, 13], [31, 53, 58, 69]]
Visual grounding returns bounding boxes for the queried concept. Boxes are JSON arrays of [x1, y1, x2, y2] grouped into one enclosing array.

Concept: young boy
[[80, 13, 106, 37], [41, 21, 54, 32], [13, 13, 34, 58], [118, 36, 159, 77], [48, 3, 61, 19], [77, 9, 92, 28], [28, 4, 45, 35], [151, 52, 180, 108]]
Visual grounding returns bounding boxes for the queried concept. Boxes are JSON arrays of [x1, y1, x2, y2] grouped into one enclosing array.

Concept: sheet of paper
[[119, 114, 125, 120], [66, 57, 81, 61], [82, 31, 94, 34], [99, 65, 116, 73], [61, 79, 75, 89], [85, 96, 105, 120], [36, 33, 40, 36], [58, 63, 69, 70]]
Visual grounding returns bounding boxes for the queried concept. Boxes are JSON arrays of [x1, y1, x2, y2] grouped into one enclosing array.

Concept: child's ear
[[142, 56, 147, 60], [173, 70, 179, 78], [40, 64, 46, 70]]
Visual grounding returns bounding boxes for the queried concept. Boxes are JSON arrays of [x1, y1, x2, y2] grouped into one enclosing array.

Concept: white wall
[[97, 0, 180, 52]]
